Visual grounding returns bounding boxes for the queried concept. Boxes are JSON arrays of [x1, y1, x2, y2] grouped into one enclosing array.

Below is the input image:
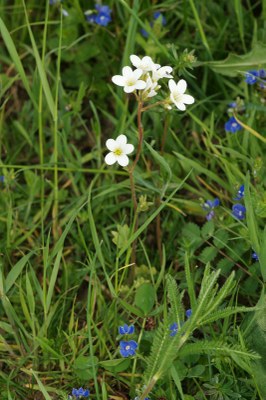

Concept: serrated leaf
[[134, 283, 155, 315], [213, 230, 229, 249], [201, 220, 215, 239], [182, 222, 201, 240], [111, 224, 130, 249], [199, 246, 218, 263], [207, 43, 266, 76], [217, 258, 234, 274]]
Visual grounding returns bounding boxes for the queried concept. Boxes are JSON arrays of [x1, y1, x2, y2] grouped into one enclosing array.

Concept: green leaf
[[100, 358, 131, 373], [111, 224, 130, 249], [145, 141, 172, 184], [198, 246, 218, 263], [134, 283, 155, 315], [73, 356, 99, 380], [213, 230, 229, 249], [207, 43, 266, 76], [5, 252, 34, 294], [201, 220, 215, 239]]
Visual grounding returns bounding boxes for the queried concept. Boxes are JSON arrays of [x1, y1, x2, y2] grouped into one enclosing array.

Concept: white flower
[[143, 75, 160, 98], [104, 135, 134, 167], [112, 67, 146, 93], [130, 55, 155, 73], [152, 65, 173, 81], [168, 79, 194, 111]]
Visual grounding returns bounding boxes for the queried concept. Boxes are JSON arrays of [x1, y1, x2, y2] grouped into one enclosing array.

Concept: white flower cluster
[[111, 55, 195, 111]]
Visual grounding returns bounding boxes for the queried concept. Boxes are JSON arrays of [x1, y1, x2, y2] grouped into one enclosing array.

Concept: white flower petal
[[154, 63, 161, 70], [130, 55, 140, 67], [117, 154, 129, 167], [174, 101, 186, 111], [182, 94, 195, 104], [133, 68, 143, 80], [106, 138, 117, 151], [176, 79, 187, 94], [116, 134, 127, 146], [122, 66, 132, 76], [112, 75, 126, 86], [135, 80, 146, 90], [124, 85, 136, 93], [105, 152, 117, 165], [124, 143, 134, 154], [168, 79, 177, 92]]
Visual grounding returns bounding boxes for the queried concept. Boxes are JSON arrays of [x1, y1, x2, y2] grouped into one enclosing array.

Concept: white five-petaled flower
[[168, 79, 194, 111], [143, 76, 160, 98], [130, 55, 155, 73], [152, 65, 173, 81], [112, 67, 146, 93], [105, 135, 134, 167]]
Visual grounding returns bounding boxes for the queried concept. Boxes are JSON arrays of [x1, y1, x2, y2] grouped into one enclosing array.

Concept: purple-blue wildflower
[[85, 4, 112, 26], [252, 252, 259, 261], [245, 70, 259, 85], [0, 176, 4, 183], [49, 0, 61, 4], [202, 198, 220, 220], [232, 204, 246, 220], [234, 184, 244, 201], [259, 69, 266, 78], [119, 340, 138, 357], [118, 324, 134, 335], [224, 116, 242, 133], [169, 323, 179, 337], [72, 388, 90, 398], [186, 309, 192, 318]]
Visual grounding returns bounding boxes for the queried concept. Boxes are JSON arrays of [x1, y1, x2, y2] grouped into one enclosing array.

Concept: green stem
[[52, 6, 63, 238]]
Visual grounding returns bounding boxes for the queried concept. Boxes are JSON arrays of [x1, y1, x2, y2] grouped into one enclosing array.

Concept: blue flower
[[0, 175, 4, 183], [85, 4, 112, 26], [72, 388, 90, 398], [49, 0, 61, 4], [153, 11, 167, 26], [119, 340, 138, 357], [186, 309, 192, 318], [245, 70, 259, 85], [259, 69, 266, 78], [234, 184, 244, 200], [169, 322, 179, 337], [202, 198, 220, 220], [252, 252, 259, 261], [232, 204, 246, 220], [118, 324, 134, 335], [228, 101, 237, 109], [224, 117, 242, 133]]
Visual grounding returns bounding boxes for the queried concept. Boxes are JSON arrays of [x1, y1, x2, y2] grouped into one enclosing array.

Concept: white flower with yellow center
[[104, 135, 134, 167], [152, 65, 173, 81], [169, 79, 194, 111], [130, 55, 155, 73], [112, 67, 146, 93]]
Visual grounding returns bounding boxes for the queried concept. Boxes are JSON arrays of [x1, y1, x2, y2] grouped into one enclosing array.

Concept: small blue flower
[[95, 4, 112, 17], [85, 4, 112, 26], [234, 184, 244, 201], [153, 11, 166, 26], [118, 324, 134, 335], [0, 175, 4, 183], [245, 70, 259, 85], [228, 101, 237, 109], [224, 116, 242, 133], [252, 252, 259, 261], [72, 387, 90, 398], [186, 309, 192, 318], [49, 0, 61, 4], [202, 198, 220, 220], [95, 12, 111, 26], [232, 204, 246, 220], [119, 340, 138, 357], [259, 69, 266, 78], [169, 322, 179, 337]]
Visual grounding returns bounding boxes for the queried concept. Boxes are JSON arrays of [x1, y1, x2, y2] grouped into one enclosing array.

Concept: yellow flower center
[[114, 148, 122, 156]]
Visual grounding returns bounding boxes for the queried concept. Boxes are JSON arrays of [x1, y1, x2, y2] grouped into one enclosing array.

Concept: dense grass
[[0, 1, 266, 399]]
